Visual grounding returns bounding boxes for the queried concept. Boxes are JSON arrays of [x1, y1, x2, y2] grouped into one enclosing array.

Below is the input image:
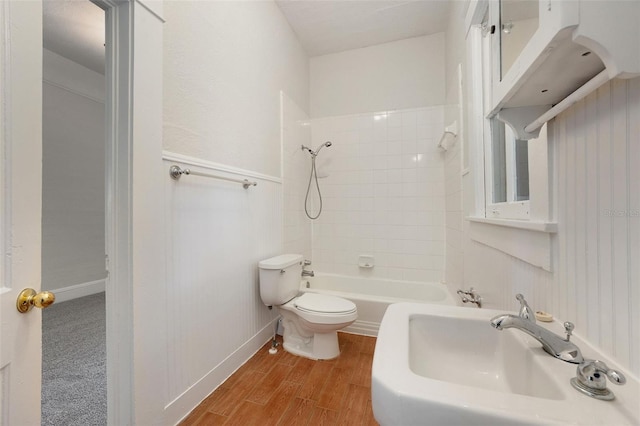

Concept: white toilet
[[258, 254, 357, 360]]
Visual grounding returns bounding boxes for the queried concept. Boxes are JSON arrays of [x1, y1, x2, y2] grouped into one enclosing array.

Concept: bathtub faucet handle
[[302, 260, 314, 277], [457, 287, 482, 308]]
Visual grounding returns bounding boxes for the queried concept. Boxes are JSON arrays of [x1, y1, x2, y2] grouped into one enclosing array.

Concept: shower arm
[[301, 141, 332, 158]]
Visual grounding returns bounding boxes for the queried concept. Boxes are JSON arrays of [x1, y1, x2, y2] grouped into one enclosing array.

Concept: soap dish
[[358, 255, 374, 268], [535, 311, 553, 322]]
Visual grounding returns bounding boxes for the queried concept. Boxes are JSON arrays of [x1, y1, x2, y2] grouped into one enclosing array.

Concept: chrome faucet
[[301, 260, 314, 277], [490, 294, 584, 364]]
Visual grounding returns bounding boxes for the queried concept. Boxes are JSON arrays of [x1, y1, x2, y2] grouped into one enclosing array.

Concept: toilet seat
[[294, 293, 356, 314], [281, 293, 357, 325]]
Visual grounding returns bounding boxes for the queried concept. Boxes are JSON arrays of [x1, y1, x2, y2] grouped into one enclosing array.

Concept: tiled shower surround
[[309, 106, 446, 282], [282, 93, 313, 258]]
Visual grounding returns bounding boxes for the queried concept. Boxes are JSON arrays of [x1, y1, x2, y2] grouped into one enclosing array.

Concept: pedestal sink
[[372, 303, 639, 425]]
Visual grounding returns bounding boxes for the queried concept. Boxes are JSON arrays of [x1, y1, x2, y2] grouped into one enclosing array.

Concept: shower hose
[[304, 155, 323, 220]]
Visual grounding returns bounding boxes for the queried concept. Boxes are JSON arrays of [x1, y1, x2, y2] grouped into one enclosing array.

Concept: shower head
[[314, 141, 332, 155], [301, 141, 332, 157]]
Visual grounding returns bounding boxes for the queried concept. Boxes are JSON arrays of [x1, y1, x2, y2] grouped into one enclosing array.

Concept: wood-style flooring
[[180, 332, 379, 426]]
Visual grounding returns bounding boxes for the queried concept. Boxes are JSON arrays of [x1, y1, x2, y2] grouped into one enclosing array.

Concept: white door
[[0, 1, 44, 425]]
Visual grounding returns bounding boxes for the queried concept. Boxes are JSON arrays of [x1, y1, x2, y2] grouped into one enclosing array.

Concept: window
[[486, 119, 530, 219], [476, 2, 531, 220], [464, 0, 556, 271]]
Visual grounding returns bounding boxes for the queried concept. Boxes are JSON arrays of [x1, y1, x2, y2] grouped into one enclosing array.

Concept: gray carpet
[[42, 292, 106, 426]]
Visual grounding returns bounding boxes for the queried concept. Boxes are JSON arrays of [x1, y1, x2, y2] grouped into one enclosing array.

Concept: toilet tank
[[258, 254, 304, 306]]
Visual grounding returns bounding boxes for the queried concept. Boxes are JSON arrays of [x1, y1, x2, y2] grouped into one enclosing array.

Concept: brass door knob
[[16, 288, 55, 313]]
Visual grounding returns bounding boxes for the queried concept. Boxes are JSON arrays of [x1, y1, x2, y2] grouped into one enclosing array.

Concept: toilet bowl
[[258, 254, 357, 360], [279, 293, 357, 359]]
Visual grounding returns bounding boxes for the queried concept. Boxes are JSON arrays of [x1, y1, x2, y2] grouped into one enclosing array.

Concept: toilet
[[258, 254, 357, 360]]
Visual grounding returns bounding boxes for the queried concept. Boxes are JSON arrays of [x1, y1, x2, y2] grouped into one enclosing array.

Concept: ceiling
[[43, 0, 105, 74], [42, 0, 452, 73], [276, 0, 452, 57]]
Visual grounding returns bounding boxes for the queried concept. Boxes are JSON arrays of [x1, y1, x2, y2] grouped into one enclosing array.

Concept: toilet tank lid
[[259, 254, 304, 270]]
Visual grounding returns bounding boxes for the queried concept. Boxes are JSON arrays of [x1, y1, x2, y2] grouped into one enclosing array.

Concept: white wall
[[310, 107, 446, 282], [160, 2, 309, 423], [547, 78, 639, 376], [443, 1, 468, 291], [282, 92, 313, 257], [310, 34, 445, 118], [162, 154, 282, 421], [41, 49, 106, 297], [163, 0, 309, 178], [131, 3, 167, 423], [446, 8, 640, 377], [443, 102, 464, 289]]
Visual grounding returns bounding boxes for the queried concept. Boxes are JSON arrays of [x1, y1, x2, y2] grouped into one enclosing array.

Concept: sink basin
[[372, 303, 640, 425], [409, 315, 563, 400]]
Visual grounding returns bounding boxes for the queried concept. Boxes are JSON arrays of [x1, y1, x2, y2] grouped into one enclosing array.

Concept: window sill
[[466, 217, 557, 233], [466, 217, 557, 272]]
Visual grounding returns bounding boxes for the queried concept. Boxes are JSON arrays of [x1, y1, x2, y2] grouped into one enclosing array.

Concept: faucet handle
[[457, 288, 482, 308], [564, 322, 575, 341], [515, 294, 536, 323], [303, 259, 312, 266], [571, 359, 626, 400]]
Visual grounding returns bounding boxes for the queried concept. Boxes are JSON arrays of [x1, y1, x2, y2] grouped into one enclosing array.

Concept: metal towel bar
[[169, 165, 257, 189]]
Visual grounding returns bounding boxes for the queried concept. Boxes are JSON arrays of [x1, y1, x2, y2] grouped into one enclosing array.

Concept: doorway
[[0, 0, 143, 423], [41, 1, 107, 424]]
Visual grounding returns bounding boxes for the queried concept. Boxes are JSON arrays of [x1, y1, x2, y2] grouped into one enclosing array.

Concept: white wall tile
[[310, 106, 446, 281], [282, 93, 312, 259], [387, 140, 403, 155], [401, 125, 417, 141], [387, 111, 402, 127], [386, 126, 403, 141]]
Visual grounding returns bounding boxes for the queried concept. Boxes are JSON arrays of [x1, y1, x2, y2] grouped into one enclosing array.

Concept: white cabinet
[[470, 0, 640, 139]]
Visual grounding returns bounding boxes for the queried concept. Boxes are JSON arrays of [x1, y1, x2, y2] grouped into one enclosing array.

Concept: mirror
[[500, 0, 539, 80]]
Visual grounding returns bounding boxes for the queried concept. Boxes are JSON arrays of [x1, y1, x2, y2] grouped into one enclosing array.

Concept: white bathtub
[[300, 273, 455, 336]]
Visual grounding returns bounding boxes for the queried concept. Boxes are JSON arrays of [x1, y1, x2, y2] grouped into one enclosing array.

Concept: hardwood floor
[[180, 332, 379, 426]]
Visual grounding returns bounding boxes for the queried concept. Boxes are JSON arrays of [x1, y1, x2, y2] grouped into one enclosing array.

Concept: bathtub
[[300, 273, 455, 336]]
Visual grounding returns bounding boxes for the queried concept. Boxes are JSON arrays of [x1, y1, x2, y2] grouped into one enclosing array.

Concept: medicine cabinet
[[499, 0, 538, 81], [467, 0, 640, 140]]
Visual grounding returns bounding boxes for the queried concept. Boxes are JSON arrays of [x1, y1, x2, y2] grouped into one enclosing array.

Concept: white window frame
[[477, 2, 531, 221], [465, 0, 556, 271], [485, 120, 530, 220]]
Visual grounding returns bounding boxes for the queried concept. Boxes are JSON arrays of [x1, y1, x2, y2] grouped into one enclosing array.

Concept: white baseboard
[[50, 279, 106, 303], [168, 319, 277, 425]]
